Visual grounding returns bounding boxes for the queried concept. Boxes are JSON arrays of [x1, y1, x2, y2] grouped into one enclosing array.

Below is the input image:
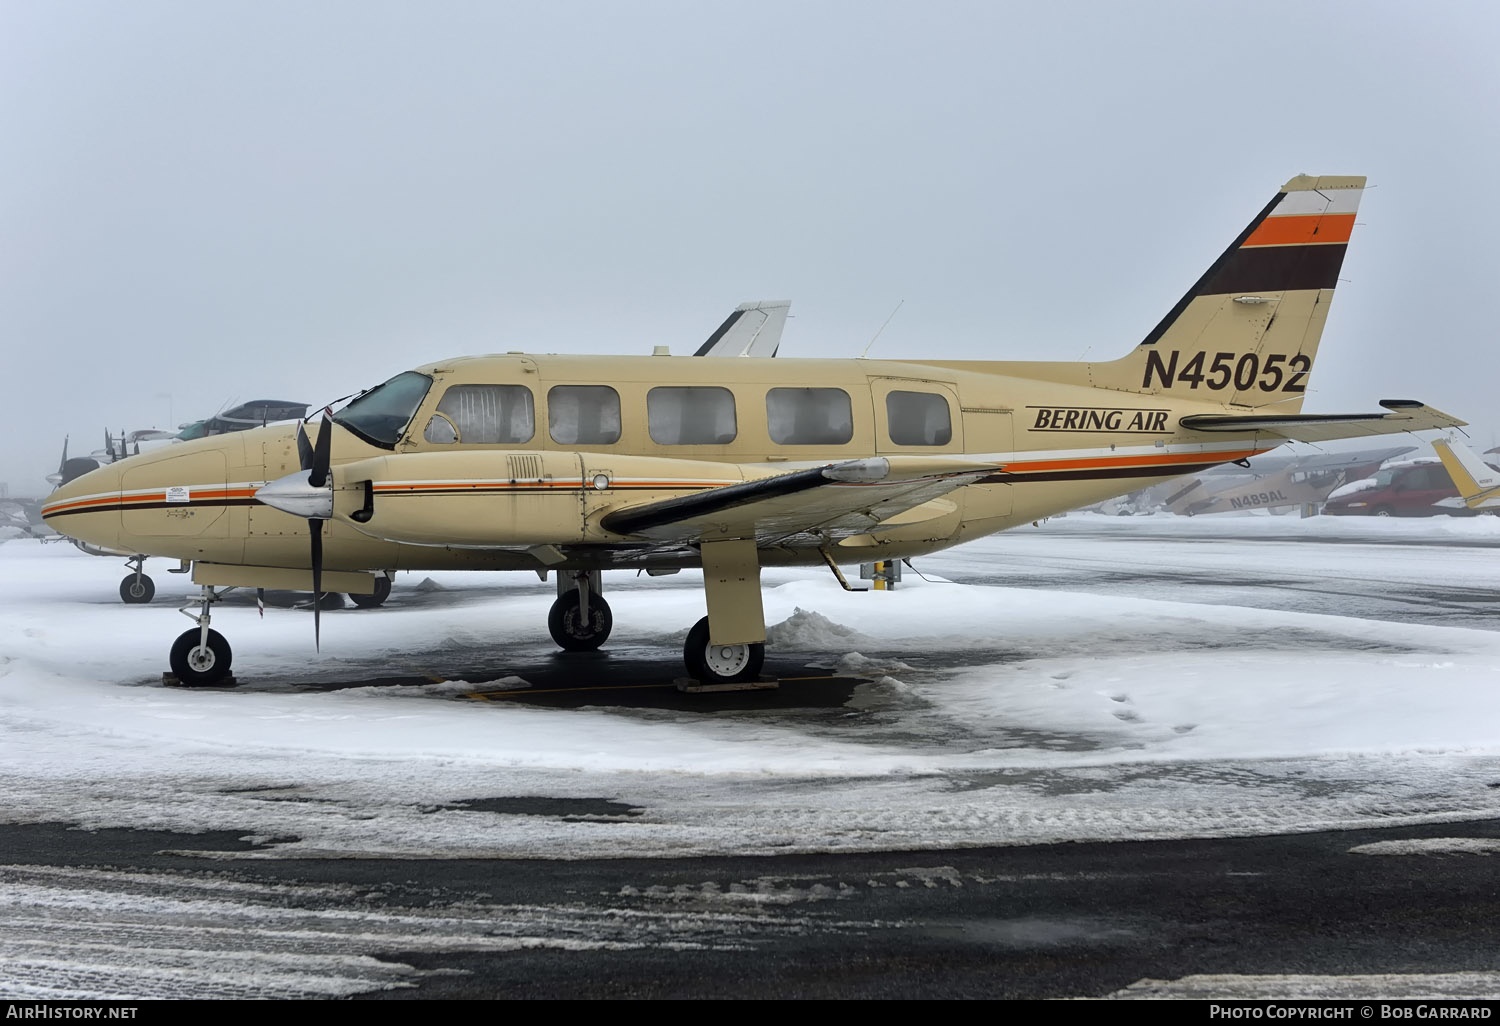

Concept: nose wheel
[[165, 585, 236, 687], [119, 555, 154, 603], [169, 628, 233, 687], [548, 592, 613, 651], [119, 573, 155, 603]]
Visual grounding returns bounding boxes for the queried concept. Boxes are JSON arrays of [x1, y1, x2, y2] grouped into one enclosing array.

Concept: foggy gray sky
[[3, 0, 1497, 493]]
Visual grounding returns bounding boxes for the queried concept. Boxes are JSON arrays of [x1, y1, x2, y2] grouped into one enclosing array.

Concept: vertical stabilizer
[[1089, 175, 1365, 410], [1433, 438, 1500, 507], [695, 300, 791, 357]]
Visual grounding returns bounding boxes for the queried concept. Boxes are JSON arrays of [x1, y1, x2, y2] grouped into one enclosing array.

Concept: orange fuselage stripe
[[43, 488, 259, 515], [45, 450, 1269, 517]]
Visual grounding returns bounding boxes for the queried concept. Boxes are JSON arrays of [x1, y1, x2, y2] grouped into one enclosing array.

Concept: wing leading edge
[[600, 456, 1001, 545]]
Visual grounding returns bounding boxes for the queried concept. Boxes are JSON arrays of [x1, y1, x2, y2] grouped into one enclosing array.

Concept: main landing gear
[[683, 615, 764, 685], [168, 585, 234, 687], [119, 555, 154, 604], [548, 571, 612, 651], [543, 544, 774, 689], [157, 547, 778, 691]]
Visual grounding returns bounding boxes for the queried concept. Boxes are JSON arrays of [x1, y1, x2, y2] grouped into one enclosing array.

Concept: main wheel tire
[[169, 628, 233, 686], [548, 593, 613, 651], [1373, 505, 1395, 517], [683, 616, 765, 685], [120, 574, 155, 604], [350, 576, 392, 609]]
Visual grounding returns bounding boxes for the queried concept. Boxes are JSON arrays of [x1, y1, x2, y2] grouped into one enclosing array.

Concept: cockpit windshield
[[333, 371, 433, 448]]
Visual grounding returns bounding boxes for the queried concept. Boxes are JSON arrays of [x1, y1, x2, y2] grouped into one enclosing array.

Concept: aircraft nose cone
[[40, 460, 123, 545], [255, 470, 333, 520]]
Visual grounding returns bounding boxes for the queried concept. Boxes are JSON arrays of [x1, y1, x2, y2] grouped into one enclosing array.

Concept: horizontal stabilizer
[[1179, 400, 1465, 443]]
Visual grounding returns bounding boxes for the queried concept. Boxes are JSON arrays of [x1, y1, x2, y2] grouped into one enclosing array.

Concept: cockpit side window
[[423, 384, 535, 445], [335, 371, 434, 448]]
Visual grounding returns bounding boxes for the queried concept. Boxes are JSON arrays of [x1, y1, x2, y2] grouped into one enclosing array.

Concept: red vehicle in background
[[1323, 457, 1494, 516]]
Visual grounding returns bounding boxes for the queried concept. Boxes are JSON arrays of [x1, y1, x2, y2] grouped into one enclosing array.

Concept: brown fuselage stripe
[[41, 456, 1262, 520]]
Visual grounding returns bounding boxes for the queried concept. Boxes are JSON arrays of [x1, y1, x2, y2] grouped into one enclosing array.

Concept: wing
[[1179, 400, 1465, 443], [600, 456, 999, 545]]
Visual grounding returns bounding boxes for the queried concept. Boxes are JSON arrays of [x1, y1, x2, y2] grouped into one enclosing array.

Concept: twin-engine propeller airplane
[[43, 174, 1465, 687]]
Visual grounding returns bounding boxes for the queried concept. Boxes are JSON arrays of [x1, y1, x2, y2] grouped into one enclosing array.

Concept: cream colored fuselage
[[43, 351, 1270, 577]]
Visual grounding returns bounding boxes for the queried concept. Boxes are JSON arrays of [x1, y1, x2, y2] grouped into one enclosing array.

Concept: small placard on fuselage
[[166, 487, 190, 503]]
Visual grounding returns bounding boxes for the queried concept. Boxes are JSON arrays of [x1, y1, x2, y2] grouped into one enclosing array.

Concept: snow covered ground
[[4, 514, 1500, 862]]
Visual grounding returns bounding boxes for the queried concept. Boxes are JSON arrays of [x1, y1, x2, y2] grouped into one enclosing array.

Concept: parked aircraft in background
[[1162, 445, 1416, 515], [1322, 455, 1493, 517], [173, 399, 310, 441], [43, 174, 1465, 687], [694, 300, 790, 358], [94, 429, 180, 463], [0, 499, 52, 541], [1432, 438, 1500, 512]]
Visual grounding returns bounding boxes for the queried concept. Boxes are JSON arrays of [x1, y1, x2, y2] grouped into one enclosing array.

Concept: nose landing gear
[[166, 585, 236, 687], [548, 571, 613, 651], [119, 556, 154, 604]]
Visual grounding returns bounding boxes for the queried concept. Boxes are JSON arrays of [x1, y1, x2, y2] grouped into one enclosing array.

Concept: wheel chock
[[674, 675, 779, 694], [161, 673, 240, 688]]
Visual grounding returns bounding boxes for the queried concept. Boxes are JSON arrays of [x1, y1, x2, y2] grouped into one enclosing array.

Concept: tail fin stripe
[[1243, 213, 1356, 247], [1198, 243, 1348, 295]]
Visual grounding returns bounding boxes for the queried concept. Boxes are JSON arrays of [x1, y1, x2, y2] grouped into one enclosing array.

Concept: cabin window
[[766, 388, 853, 445], [648, 386, 737, 445], [423, 384, 535, 444], [548, 385, 622, 445], [885, 390, 952, 446], [335, 371, 433, 448]]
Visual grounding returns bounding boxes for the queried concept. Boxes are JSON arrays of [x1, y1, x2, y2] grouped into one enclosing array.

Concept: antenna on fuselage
[[859, 299, 904, 359]]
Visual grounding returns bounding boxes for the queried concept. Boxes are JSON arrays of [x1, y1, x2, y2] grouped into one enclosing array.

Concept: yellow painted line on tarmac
[[460, 674, 844, 700]]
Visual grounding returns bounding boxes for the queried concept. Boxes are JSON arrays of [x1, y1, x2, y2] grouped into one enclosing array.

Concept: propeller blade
[[308, 517, 324, 651], [307, 412, 333, 489], [296, 422, 313, 473], [57, 436, 69, 476]]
